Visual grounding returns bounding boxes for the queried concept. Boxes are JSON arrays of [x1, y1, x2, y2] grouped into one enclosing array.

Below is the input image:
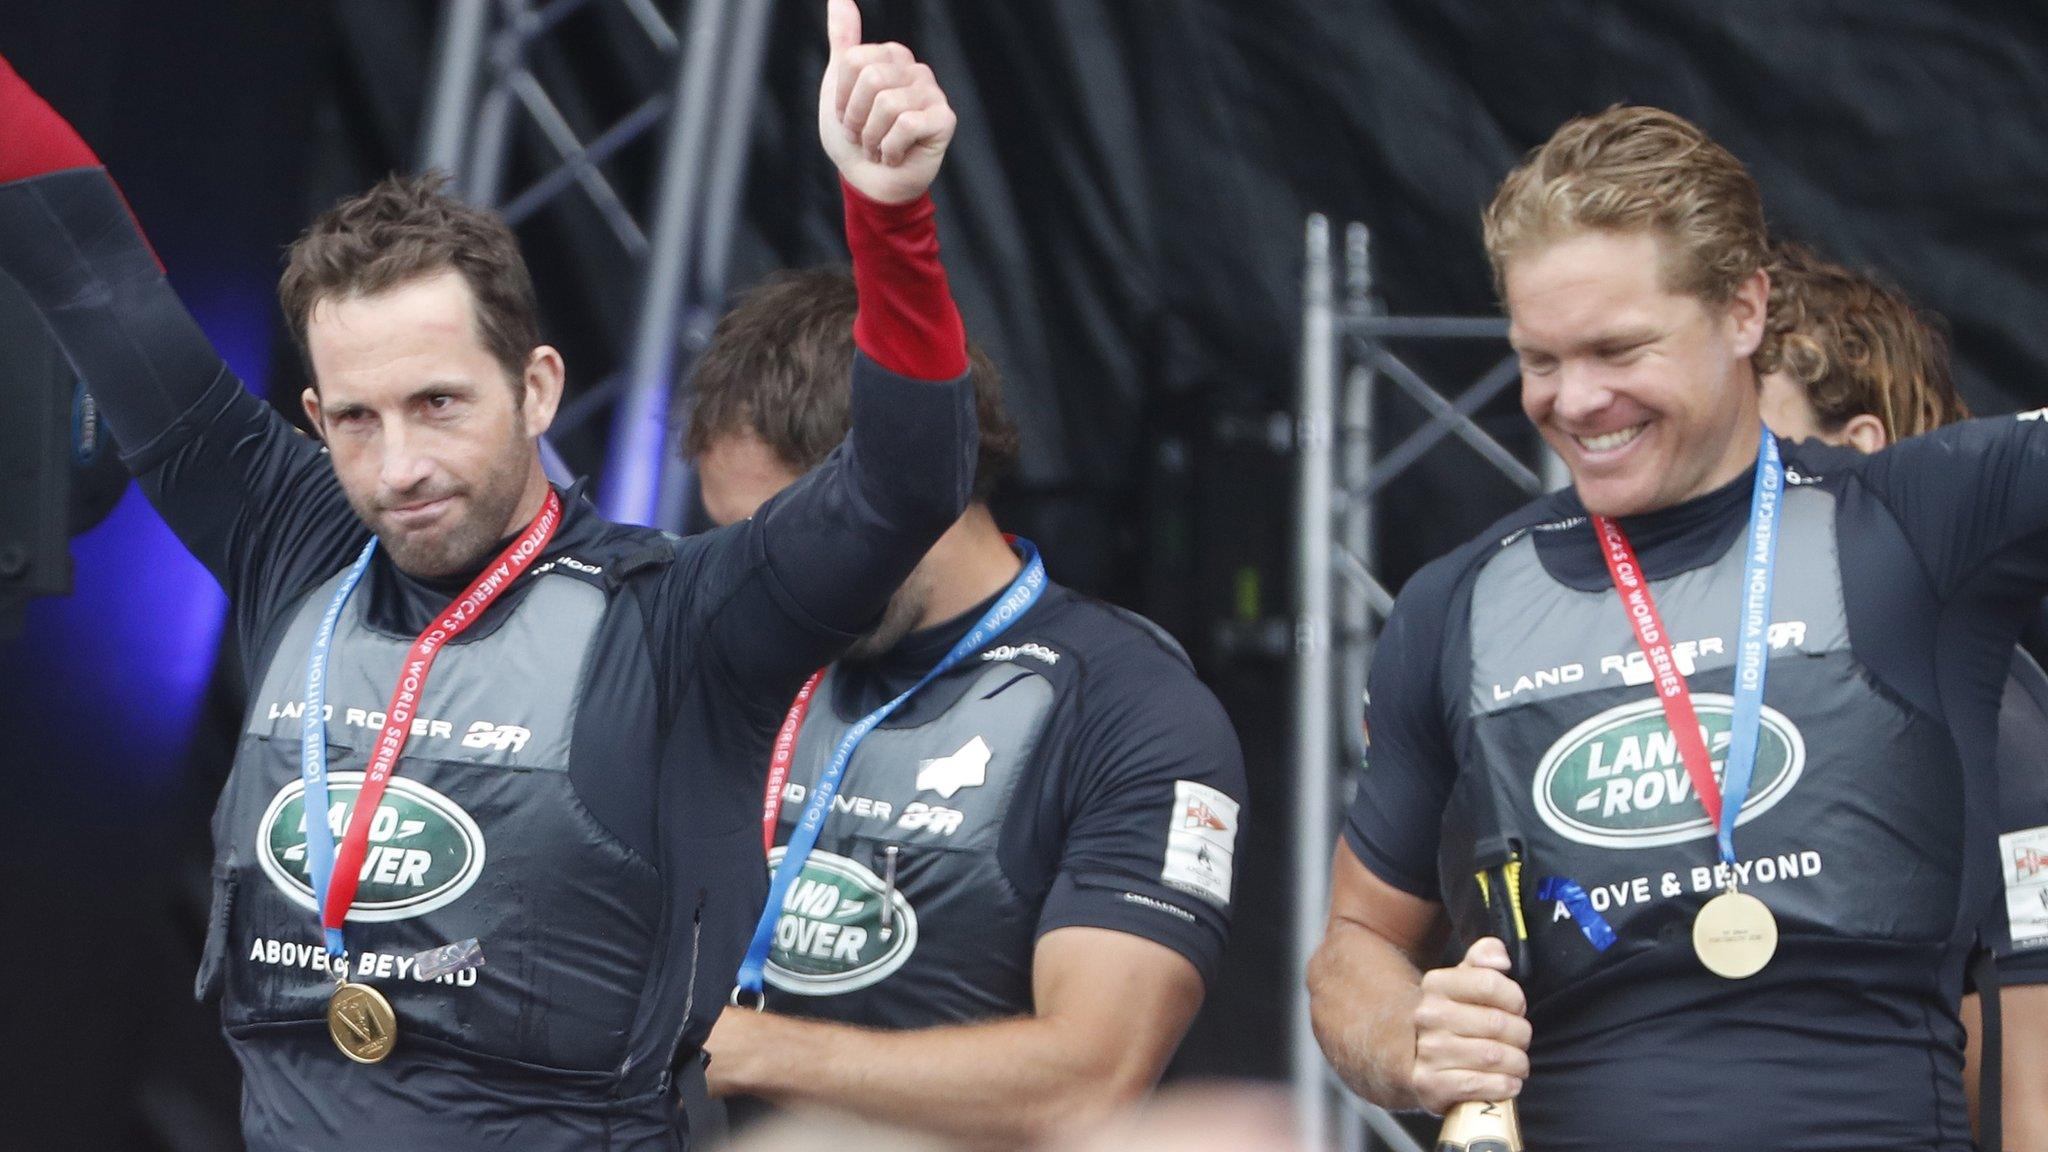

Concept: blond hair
[[1759, 240, 1965, 440], [1483, 106, 1769, 313]]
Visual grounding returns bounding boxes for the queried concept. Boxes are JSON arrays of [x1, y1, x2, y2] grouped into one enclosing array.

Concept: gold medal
[[1692, 887, 1778, 979], [327, 981, 398, 1064]]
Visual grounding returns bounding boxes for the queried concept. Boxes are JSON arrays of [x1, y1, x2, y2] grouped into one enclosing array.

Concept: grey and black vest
[[198, 559, 684, 1147], [1437, 484, 1963, 1011], [762, 656, 1059, 1025]]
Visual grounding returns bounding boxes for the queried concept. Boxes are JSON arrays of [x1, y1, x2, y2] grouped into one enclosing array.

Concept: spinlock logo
[[1532, 695, 1805, 849], [763, 847, 917, 996], [257, 773, 486, 920], [531, 554, 602, 578], [981, 642, 1059, 667]]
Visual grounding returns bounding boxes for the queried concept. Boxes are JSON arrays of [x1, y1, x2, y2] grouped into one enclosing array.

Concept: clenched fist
[[818, 0, 957, 204], [1411, 937, 1532, 1114]]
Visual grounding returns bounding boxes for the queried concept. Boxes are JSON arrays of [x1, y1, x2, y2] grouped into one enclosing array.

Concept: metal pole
[[506, 69, 651, 256], [622, 0, 681, 53], [499, 93, 672, 226], [600, 0, 735, 525], [1357, 355, 1521, 501], [463, 4, 530, 207], [1337, 214, 1376, 1145], [1340, 1101, 1367, 1152], [1344, 1087, 1431, 1152], [1339, 222, 1376, 800], [692, 0, 773, 309], [1293, 213, 1338, 1152], [1543, 444, 1573, 491], [1337, 223, 1378, 1152], [418, 0, 496, 177], [1375, 354, 1544, 493], [653, 0, 775, 532], [1351, 316, 1515, 339]]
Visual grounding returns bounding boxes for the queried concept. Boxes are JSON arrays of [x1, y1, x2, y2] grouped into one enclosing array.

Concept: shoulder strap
[[607, 541, 679, 589]]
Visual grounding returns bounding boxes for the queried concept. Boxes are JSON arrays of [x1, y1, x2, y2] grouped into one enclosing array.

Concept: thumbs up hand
[[818, 0, 956, 204]]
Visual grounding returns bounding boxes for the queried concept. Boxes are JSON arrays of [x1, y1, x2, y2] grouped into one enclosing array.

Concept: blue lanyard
[[1716, 428, 1783, 864], [300, 537, 379, 958], [733, 540, 1046, 1003]]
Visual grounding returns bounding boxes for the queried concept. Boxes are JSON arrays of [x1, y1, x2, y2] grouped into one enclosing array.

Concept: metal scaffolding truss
[[417, 0, 775, 529], [1289, 215, 1565, 1151]]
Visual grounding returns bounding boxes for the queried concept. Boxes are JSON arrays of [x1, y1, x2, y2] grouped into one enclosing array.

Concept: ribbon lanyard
[[1592, 429, 1782, 869], [300, 490, 563, 959], [734, 539, 1047, 1005], [760, 670, 826, 858]]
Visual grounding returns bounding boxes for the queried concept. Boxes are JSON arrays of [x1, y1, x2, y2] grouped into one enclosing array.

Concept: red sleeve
[[0, 55, 104, 183], [843, 177, 969, 382]]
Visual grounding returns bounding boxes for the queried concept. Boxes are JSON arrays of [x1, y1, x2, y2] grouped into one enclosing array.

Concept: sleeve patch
[[2003, 825, 2048, 952], [1163, 780, 1238, 907]]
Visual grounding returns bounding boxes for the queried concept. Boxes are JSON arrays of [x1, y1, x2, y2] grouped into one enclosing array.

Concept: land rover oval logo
[[763, 847, 917, 996], [1533, 695, 1805, 850], [256, 773, 486, 921]]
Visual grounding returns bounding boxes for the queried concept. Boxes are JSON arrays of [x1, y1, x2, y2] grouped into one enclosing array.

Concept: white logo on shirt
[[916, 736, 991, 799], [981, 642, 1060, 667]]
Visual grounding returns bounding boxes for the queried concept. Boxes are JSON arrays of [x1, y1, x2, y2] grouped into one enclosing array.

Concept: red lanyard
[[322, 490, 563, 936], [761, 669, 826, 856], [1592, 513, 1725, 828]]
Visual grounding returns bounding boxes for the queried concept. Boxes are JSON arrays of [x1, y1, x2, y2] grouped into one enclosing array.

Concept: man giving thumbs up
[[693, 5, 1239, 1149], [0, 0, 981, 1145]]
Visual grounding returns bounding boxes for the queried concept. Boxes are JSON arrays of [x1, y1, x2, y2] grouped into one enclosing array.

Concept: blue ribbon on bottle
[[300, 537, 380, 960], [1537, 876, 1616, 952], [1716, 428, 1783, 866], [732, 540, 1047, 1004]]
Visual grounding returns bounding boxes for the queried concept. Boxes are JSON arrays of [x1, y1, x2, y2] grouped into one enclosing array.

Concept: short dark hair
[[683, 267, 1019, 503], [279, 171, 540, 386], [1758, 239, 1966, 440]]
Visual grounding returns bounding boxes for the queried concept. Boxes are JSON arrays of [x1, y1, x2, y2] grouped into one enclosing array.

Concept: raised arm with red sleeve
[[843, 178, 968, 382], [702, 1, 981, 681]]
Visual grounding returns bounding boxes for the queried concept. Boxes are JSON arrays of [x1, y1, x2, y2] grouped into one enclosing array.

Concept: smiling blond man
[[1309, 107, 2048, 1150]]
